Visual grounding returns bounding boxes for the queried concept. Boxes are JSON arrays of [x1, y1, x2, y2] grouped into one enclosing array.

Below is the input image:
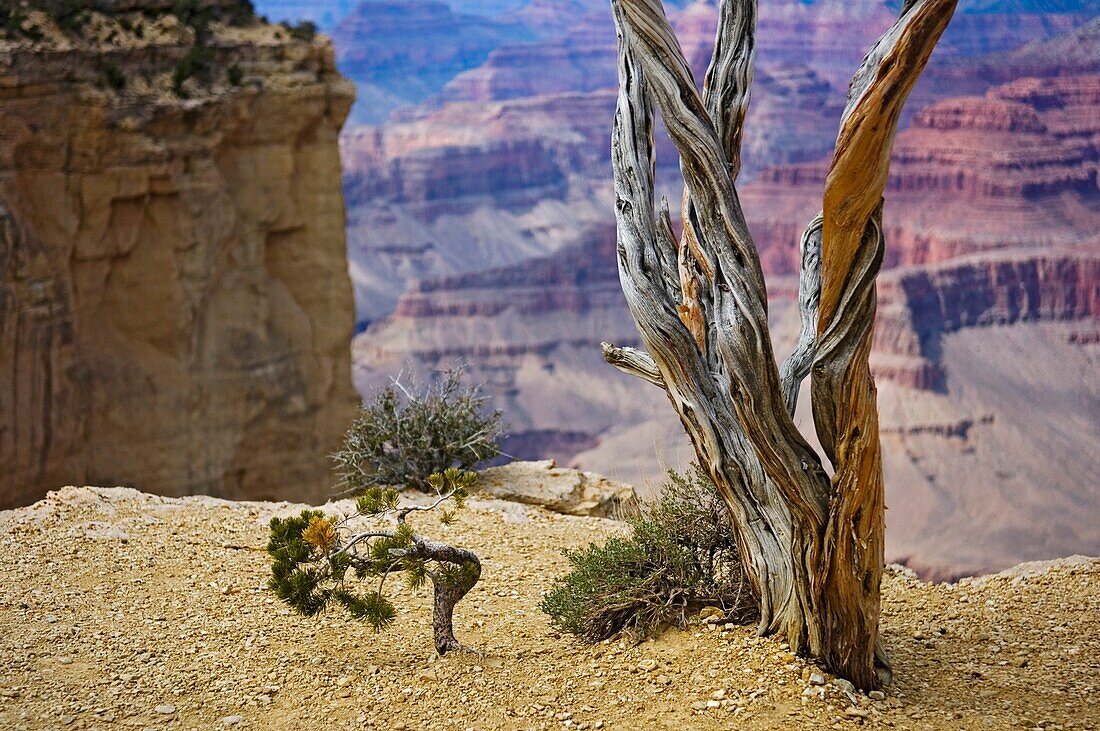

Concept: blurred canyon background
[[2, 0, 1098, 580]]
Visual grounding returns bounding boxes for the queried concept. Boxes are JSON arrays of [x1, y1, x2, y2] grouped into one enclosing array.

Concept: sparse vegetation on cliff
[[333, 367, 503, 493], [282, 19, 317, 42], [168, 0, 254, 96], [540, 467, 753, 642], [98, 61, 125, 91], [172, 44, 214, 97], [0, 0, 257, 41], [268, 469, 482, 654], [40, 0, 87, 31], [0, 0, 272, 97]]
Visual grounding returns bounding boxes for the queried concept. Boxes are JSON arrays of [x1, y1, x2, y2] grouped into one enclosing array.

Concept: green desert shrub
[[39, 0, 87, 31], [332, 367, 503, 493], [99, 61, 125, 91], [172, 44, 214, 96], [268, 468, 482, 653], [540, 466, 754, 642]]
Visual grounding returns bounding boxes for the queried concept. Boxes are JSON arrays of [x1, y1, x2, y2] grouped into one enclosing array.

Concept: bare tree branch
[[606, 0, 954, 689], [702, 0, 757, 180], [612, 0, 830, 649], [778, 213, 823, 416], [616, 0, 760, 299], [601, 342, 664, 388], [818, 0, 957, 324]]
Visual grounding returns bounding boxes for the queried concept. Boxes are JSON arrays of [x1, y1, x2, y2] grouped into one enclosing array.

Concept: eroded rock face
[[873, 247, 1100, 390], [330, 0, 532, 123], [742, 73, 1100, 277], [0, 6, 358, 507]]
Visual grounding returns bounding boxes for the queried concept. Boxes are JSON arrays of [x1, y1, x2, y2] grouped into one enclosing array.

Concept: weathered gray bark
[[418, 540, 481, 655], [602, 0, 956, 688], [345, 534, 481, 655]]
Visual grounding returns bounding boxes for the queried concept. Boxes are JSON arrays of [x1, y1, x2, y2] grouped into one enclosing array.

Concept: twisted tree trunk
[[602, 0, 956, 688], [422, 541, 482, 655]]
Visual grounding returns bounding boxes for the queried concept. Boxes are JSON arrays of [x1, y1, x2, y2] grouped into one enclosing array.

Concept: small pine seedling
[[268, 468, 481, 654]]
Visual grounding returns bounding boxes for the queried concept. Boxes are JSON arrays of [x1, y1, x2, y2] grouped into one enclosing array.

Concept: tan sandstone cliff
[[0, 2, 358, 507]]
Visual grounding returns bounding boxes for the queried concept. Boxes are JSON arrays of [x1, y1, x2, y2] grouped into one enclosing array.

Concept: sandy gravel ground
[[0, 487, 1097, 730]]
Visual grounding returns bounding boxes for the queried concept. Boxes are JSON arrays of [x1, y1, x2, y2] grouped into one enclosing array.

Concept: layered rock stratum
[[0, 2, 358, 507], [330, 0, 533, 123], [0, 484, 1096, 729]]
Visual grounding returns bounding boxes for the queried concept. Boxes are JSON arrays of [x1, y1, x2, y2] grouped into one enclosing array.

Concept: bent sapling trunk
[[421, 540, 482, 654]]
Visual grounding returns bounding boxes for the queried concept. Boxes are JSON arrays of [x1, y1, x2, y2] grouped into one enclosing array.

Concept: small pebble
[[832, 678, 856, 695]]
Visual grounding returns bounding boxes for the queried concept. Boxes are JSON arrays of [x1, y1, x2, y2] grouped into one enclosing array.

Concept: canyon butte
[[0, 0, 358, 507]]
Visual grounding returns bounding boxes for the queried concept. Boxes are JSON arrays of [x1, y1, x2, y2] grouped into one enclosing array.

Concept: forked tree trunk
[[601, 0, 956, 688]]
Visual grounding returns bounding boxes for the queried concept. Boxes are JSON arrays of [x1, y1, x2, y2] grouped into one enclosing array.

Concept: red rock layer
[[344, 63, 842, 217], [873, 245, 1100, 390], [742, 73, 1100, 277], [394, 224, 619, 318], [342, 91, 616, 217], [441, 11, 616, 102]]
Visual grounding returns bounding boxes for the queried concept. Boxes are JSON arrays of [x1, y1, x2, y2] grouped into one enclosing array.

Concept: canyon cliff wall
[[0, 3, 358, 507]]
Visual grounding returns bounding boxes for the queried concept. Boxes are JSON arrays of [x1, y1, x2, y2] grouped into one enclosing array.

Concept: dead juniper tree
[[600, 0, 956, 687], [268, 469, 482, 654]]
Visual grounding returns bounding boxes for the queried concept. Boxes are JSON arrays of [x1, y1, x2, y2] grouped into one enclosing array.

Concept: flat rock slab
[[477, 460, 638, 518]]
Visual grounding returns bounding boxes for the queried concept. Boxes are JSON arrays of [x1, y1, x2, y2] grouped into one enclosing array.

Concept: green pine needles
[[540, 466, 755, 642], [268, 468, 483, 653]]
